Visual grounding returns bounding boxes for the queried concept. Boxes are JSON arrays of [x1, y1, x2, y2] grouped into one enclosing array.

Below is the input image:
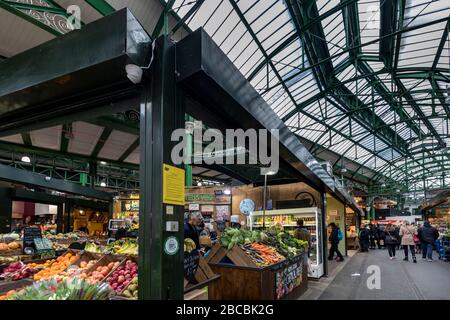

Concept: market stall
[[205, 228, 308, 300]]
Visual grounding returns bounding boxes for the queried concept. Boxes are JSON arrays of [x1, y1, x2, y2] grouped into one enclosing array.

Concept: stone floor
[[302, 248, 450, 300]]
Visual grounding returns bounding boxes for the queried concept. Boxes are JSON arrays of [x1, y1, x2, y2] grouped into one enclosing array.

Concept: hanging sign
[[215, 205, 230, 221], [162, 164, 185, 206]]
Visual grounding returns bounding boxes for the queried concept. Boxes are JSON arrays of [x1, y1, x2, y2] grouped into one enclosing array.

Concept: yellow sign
[[163, 164, 185, 206]]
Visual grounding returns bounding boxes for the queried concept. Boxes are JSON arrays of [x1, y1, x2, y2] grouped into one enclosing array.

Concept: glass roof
[[1, 0, 450, 194]]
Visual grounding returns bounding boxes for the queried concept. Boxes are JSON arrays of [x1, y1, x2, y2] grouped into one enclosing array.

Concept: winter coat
[[368, 226, 377, 239], [399, 225, 417, 245], [359, 228, 369, 241], [329, 227, 340, 244], [418, 222, 439, 244], [384, 228, 399, 245]]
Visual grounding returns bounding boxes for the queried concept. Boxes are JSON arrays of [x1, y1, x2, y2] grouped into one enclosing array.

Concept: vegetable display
[[6, 277, 113, 300], [219, 227, 307, 263], [240, 243, 285, 267]]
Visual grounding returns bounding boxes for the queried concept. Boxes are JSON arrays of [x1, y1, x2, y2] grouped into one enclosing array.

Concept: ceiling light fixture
[[223, 189, 231, 195], [21, 155, 31, 163], [100, 181, 107, 187]]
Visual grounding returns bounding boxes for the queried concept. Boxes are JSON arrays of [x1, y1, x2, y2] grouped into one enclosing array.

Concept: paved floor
[[304, 248, 450, 300]]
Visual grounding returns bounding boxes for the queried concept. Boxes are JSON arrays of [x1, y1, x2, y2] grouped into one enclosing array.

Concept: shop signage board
[[162, 164, 185, 206], [201, 205, 214, 212], [122, 200, 139, 212], [273, 254, 304, 300], [23, 226, 42, 254], [189, 203, 200, 211], [185, 193, 231, 204], [329, 210, 338, 216], [184, 250, 200, 284], [215, 205, 230, 221]]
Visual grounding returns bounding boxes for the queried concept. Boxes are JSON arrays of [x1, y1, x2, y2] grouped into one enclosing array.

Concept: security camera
[[125, 64, 143, 84]]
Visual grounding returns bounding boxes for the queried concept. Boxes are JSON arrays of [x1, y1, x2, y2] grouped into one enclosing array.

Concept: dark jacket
[[384, 228, 399, 245], [115, 227, 128, 240], [418, 222, 439, 244], [359, 228, 369, 241], [184, 222, 200, 249], [329, 227, 340, 244], [368, 226, 377, 239], [377, 226, 385, 240]]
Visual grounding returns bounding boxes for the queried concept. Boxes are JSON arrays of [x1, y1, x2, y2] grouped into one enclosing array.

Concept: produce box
[[82, 254, 125, 284], [0, 278, 33, 295], [105, 256, 138, 297]]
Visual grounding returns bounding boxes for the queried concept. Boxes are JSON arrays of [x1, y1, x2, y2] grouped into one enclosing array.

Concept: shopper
[[77, 223, 89, 235], [418, 221, 439, 261], [358, 224, 369, 252], [399, 221, 417, 263], [377, 224, 385, 249], [368, 224, 377, 249], [294, 219, 311, 257], [385, 223, 399, 259], [184, 211, 203, 249], [327, 223, 344, 262], [115, 220, 129, 240]]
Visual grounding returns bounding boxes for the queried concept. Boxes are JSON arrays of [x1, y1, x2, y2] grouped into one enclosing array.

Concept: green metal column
[[185, 115, 193, 187], [138, 35, 184, 300]]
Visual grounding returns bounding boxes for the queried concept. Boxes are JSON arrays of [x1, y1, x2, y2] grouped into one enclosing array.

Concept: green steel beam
[[0, 140, 138, 170], [0, 0, 62, 35], [171, 0, 205, 35], [379, 0, 398, 68], [432, 19, 450, 70], [60, 124, 71, 153], [91, 127, 113, 158], [84, 0, 115, 16], [152, 0, 176, 38], [21, 133, 32, 147], [87, 116, 139, 135]]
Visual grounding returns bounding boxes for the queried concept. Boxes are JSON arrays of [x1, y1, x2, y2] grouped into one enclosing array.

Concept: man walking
[[294, 219, 311, 257], [418, 221, 439, 261], [328, 222, 344, 262]]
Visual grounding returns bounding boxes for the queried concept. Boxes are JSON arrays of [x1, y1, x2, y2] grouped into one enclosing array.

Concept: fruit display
[[52, 243, 69, 251], [0, 261, 38, 281], [106, 239, 138, 255], [32, 252, 80, 281], [219, 228, 308, 263], [184, 238, 197, 252], [0, 256, 20, 265], [54, 259, 98, 282], [240, 243, 285, 267], [43, 232, 84, 241], [84, 261, 120, 285], [121, 276, 138, 299], [0, 290, 17, 300], [6, 277, 113, 300], [107, 259, 138, 293]]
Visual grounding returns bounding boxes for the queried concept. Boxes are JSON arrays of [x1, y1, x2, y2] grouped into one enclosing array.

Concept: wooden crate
[[87, 254, 125, 280]]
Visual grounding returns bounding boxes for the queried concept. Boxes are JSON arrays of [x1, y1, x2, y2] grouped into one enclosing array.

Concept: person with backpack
[[294, 219, 311, 257], [328, 222, 344, 262], [399, 220, 417, 263], [358, 223, 370, 252], [418, 221, 439, 261], [385, 223, 399, 259]]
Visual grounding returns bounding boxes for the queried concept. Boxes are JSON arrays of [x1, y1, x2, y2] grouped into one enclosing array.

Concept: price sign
[[184, 250, 200, 284], [23, 227, 42, 254]]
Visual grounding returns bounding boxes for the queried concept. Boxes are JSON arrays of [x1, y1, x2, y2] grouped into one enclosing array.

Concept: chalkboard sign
[[23, 227, 42, 254], [184, 250, 200, 284]]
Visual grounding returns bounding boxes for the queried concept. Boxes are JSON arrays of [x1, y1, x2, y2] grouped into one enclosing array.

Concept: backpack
[[337, 228, 343, 241]]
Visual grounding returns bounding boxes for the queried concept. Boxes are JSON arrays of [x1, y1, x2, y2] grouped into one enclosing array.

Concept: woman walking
[[399, 221, 417, 263], [385, 223, 399, 259]]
